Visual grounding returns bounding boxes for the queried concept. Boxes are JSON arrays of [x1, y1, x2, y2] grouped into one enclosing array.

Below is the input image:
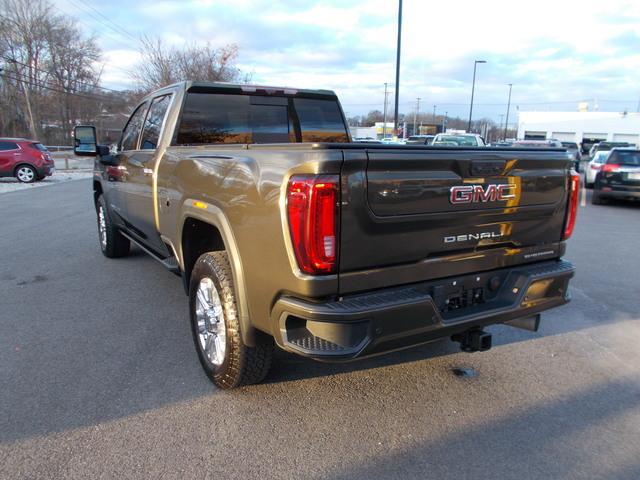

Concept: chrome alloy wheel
[[195, 277, 227, 366], [98, 205, 107, 249], [16, 166, 35, 182]]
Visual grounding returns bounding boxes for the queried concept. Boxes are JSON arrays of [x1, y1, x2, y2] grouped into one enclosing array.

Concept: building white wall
[[517, 111, 640, 145]]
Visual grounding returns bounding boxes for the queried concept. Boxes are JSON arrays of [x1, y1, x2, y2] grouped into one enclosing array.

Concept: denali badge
[[444, 232, 503, 243], [450, 184, 515, 204]]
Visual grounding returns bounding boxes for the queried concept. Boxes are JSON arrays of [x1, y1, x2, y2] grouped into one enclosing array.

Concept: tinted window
[[120, 103, 148, 151], [175, 93, 348, 145], [294, 98, 349, 143], [140, 95, 172, 150], [31, 143, 48, 151], [176, 93, 293, 145], [0, 141, 19, 151], [608, 151, 640, 166]]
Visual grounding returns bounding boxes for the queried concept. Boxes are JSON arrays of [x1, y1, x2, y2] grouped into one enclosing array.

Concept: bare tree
[[135, 35, 247, 92], [0, 0, 103, 143]]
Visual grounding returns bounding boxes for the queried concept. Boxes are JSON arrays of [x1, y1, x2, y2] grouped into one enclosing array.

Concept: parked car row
[[0, 138, 55, 183]]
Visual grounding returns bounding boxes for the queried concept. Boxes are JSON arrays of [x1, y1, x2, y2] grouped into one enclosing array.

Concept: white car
[[585, 151, 609, 187], [432, 133, 486, 147]]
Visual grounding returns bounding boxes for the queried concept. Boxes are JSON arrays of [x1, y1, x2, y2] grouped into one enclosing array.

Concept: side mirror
[[74, 125, 97, 156]]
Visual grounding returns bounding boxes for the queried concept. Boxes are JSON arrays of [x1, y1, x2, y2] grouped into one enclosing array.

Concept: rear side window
[[31, 143, 48, 151], [293, 98, 349, 143], [120, 103, 149, 151], [140, 95, 172, 150], [0, 141, 19, 151], [608, 151, 640, 165], [175, 92, 348, 145]]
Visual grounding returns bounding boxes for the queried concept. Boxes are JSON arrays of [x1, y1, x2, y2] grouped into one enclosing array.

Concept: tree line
[[0, 0, 245, 144]]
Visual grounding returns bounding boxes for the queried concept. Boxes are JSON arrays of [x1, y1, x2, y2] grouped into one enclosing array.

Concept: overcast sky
[[55, 0, 640, 122]]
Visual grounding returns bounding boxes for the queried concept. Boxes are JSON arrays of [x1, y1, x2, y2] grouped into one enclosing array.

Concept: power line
[[1, 55, 126, 94], [75, 0, 138, 42], [1, 71, 128, 103], [67, 0, 138, 43]]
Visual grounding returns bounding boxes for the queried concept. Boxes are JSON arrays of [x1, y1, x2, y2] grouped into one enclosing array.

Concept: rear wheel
[[96, 195, 130, 258], [591, 189, 605, 205], [189, 251, 273, 389], [15, 165, 37, 183]]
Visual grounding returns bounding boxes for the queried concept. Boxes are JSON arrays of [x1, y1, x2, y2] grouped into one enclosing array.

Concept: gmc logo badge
[[449, 184, 516, 204]]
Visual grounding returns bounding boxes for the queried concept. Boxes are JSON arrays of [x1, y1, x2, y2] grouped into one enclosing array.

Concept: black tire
[[14, 164, 37, 183], [591, 189, 605, 205], [189, 251, 273, 389], [96, 195, 130, 258]]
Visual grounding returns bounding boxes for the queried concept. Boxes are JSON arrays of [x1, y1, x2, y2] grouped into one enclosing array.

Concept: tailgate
[[339, 148, 570, 293]]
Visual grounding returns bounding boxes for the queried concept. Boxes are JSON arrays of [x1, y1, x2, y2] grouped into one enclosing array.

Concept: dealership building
[[517, 111, 640, 152]]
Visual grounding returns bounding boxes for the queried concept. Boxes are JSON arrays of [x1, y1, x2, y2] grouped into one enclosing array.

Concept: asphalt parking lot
[[1, 179, 639, 479]]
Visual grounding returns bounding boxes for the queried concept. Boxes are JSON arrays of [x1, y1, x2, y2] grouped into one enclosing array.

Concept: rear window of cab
[[175, 92, 349, 145]]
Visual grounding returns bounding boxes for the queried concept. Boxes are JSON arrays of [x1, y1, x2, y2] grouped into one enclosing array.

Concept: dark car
[[0, 138, 55, 183], [589, 141, 633, 159], [592, 148, 640, 204]]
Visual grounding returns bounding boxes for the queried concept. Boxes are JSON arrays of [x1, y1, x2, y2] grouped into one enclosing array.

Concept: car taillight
[[590, 164, 601, 170], [287, 174, 339, 274], [601, 163, 620, 173], [563, 171, 580, 240]]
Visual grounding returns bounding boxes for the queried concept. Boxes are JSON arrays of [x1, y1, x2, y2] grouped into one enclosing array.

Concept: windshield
[[608, 150, 640, 165], [593, 152, 608, 163], [435, 135, 478, 146]]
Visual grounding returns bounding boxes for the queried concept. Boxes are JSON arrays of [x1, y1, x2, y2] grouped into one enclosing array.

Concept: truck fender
[[178, 200, 256, 347]]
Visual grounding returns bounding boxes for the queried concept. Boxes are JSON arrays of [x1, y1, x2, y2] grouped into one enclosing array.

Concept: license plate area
[[430, 270, 511, 320], [627, 172, 640, 181]]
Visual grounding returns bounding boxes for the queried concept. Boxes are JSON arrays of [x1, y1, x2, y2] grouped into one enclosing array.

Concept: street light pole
[[383, 82, 389, 139], [504, 83, 513, 141], [413, 97, 420, 136], [393, 0, 403, 137], [467, 60, 486, 132], [442, 111, 447, 132], [432, 104, 436, 122]]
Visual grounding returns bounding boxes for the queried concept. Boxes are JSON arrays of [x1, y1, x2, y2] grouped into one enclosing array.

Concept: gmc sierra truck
[[74, 81, 579, 389]]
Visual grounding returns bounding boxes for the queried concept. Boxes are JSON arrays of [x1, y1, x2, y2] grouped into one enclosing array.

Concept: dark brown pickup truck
[[74, 81, 579, 389]]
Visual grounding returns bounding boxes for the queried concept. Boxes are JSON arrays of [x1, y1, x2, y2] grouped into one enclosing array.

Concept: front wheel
[[189, 251, 273, 389], [96, 195, 130, 258]]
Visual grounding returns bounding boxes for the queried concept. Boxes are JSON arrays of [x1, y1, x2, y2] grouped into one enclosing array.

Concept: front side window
[[0, 141, 19, 151], [120, 103, 149, 151], [140, 95, 172, 150]]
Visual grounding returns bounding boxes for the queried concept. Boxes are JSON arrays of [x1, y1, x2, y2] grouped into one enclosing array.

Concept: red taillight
[[563, 171, 580, 240], [590, 164, 601, 170], [601, 164, 620, 173], [287, 175, 339, 274]]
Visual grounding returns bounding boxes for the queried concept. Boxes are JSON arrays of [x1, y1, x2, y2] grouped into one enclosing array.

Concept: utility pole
[[393, 0, 403, 137], [432, 105, 436, 122], [468, 60, 486, 132], [504, 83, 513, 141], [442, 111, 447, 132], [413, 97, 420, 136], [383, 82, 389, 139]]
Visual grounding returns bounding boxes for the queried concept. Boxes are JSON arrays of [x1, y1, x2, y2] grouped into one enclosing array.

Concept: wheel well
[[14, 163, 36, 174], [182, 217, 225, 291]]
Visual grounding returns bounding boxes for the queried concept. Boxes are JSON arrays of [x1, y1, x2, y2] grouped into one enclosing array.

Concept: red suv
[[0, 138, 55, 183]]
